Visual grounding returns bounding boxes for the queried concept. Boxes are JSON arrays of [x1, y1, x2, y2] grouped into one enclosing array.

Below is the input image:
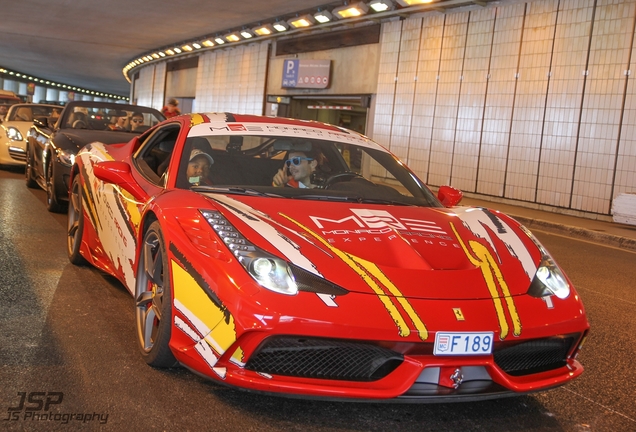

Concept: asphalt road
[[1, 166, 635, 432]]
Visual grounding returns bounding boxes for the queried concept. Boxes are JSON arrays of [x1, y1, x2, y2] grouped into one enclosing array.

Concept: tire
[[67, 175, 87, 265], [135, 221, 178, 367], [46, 162, 64, 213], [25, 145, 37, 188]]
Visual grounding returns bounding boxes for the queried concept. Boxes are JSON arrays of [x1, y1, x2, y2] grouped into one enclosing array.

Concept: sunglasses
[[131, 119, 143, 123], [285, 157, 313, 167]]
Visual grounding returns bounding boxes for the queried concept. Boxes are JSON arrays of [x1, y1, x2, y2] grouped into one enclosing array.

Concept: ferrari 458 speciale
[[67, 112, 589, 402]]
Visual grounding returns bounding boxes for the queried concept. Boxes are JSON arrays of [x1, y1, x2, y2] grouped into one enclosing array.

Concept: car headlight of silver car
[[56, 148, 76, 167], [201, 210, 298, 295], [519, 225, 571, 299], [6, 127, 23, 141]]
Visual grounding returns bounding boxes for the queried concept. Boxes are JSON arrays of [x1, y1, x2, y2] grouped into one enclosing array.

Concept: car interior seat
[[68, 112, 88, 129], [15, 107, 33, 122]]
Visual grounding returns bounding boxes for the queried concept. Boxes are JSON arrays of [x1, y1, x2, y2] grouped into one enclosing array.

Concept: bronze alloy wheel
[[135, 221, 178, 367], [67, 175, 87, 265]]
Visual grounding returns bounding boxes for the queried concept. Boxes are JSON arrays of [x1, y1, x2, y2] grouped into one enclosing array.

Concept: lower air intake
[[494, 335, 576, 376], [245, 336, 403, 381]]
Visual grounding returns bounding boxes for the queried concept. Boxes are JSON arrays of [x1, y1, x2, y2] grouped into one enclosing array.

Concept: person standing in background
[[162, 98, 181, 118]]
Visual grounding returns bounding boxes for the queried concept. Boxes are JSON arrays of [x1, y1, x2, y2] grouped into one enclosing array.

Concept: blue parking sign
[[282, 59, 299, 88]]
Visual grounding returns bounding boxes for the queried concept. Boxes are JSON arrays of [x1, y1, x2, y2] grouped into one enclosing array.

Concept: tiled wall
[[134, 63, 166, 111], [194, 42, 268, 114], [135, 43, 268, 115], [372, 0, 636, 216]]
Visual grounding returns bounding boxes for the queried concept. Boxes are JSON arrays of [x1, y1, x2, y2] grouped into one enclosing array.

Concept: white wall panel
[[410, 13, 444, 180], [536, 0, 594, 208], [477, 3, 525, 197], [452, 8, 496, 192], [506, 0, 557, 202], [428, 12, 469, 187], [572, 0, 635, 213]]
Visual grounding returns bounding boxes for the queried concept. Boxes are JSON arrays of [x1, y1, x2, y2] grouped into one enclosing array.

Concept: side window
[[176, 137, 215, 189], [133, 124, 181, 185]]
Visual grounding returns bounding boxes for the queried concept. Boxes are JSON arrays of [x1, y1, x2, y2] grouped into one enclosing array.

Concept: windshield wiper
[[290, 194, 362, 202], [356, 198, 412, 206], [289, 195, 411, 205], [191, 186, 283, 198]]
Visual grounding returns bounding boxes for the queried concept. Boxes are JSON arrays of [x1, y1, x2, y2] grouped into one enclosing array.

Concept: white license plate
[[434, 332, 494, 355]]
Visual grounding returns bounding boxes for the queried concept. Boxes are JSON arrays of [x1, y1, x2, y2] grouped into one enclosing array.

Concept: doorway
[[272, 95, 370, 134]]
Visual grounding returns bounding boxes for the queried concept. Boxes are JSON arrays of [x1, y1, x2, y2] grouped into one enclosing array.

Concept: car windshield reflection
[[174, 135, 441, 207]]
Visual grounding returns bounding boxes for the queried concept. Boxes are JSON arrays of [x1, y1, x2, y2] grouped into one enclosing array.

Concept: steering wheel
[[322, 171, 364, 189]]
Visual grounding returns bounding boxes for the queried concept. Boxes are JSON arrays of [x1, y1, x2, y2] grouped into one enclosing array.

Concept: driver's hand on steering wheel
[[272, 168, 290, 187]]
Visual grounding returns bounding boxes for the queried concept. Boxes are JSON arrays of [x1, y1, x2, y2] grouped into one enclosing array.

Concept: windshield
[[7, 104, 61, 122], [175, 134, 441, 207], [61, 102, 165, 132]]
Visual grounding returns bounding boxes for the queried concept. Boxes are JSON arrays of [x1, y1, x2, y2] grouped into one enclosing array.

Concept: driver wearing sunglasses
[[272, 151, 318, 188], [129, 112, 145, 131]]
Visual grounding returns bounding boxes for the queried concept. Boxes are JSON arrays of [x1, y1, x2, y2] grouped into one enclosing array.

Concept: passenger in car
[[187, 149, 214, 186], [109, 114, 127, 131], [50, 108, 61, 125], [272, 150, 319, 188]]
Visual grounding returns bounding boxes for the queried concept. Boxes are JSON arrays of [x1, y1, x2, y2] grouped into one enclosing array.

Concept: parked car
[[67, 112, 589, 402], [0, 90, 22, 120], [0, 103, 62, 167], [26, 100, 165, 212]]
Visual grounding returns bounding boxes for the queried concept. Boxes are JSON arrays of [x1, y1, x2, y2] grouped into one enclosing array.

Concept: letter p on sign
[[285, 60, 295, 74]]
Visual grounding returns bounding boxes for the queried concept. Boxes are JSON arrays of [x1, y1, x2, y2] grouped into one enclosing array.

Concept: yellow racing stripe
[[450, 223, 522, 339], [190, 114, 206, 127], [281, 214, 429, 341], [171, 261, 237, 355]]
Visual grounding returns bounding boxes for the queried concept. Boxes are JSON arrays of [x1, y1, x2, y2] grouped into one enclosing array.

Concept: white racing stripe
[[454, 208, 536, 280], [210, 195, 323, 277]]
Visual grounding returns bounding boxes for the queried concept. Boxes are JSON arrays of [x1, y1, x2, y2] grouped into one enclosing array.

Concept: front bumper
[[171, 327, 586, 402]]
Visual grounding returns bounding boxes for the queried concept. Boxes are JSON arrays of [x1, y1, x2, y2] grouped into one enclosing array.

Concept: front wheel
[[46, 162, 64, 213], [67, 175, 87, 265], [135, 221, 178, 367], [25, 145, 37, 188]]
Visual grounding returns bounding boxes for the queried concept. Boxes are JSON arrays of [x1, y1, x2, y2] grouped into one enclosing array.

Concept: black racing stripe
[[79, 162, 100, 231], [225, 112, 236, 122], [215, 201, 260, 221], [114, 191, 136, 241], [482, 208, 507, 234], [168, 242, 230, 323]]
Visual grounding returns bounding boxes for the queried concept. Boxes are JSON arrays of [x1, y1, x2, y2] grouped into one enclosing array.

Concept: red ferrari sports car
[[67, 113, 589, 401]]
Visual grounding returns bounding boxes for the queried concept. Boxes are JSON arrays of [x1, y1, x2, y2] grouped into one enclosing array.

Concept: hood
[[205, 194, 542, 300], [57, 129, 134, 152]]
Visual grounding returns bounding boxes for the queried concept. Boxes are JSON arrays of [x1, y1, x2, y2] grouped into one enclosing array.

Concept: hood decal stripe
[[281, 213, 429, 341], [451, 223, 522, 340], [209, 195, 322, 276]]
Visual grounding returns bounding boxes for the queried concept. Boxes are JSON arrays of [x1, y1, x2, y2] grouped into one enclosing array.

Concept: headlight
[[519, 225, 570, 299], [6, 127, 23, 141], [527, 254, 570, 299], [201, 210, 298, 295], [57, 148, 76, 166]]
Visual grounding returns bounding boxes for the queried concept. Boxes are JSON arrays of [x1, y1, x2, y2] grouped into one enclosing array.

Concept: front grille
[[9, 147, 26, 161], [494, 335, 576, 376], [245, 336, 403, 381]]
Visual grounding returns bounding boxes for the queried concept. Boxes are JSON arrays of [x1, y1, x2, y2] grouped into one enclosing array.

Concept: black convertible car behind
[[26, 101, 165, 212]]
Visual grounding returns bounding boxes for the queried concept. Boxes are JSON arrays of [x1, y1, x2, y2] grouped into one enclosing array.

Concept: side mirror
[[33, 116, 49, 129], [437, 185, 463, 207], [93, 161, 146, 202]]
